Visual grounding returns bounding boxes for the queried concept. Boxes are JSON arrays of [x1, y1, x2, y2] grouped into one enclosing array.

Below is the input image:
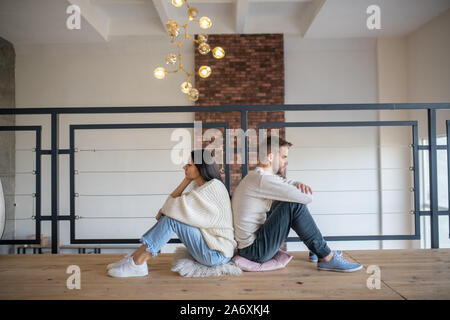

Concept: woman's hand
[[156, 209, 163, 221], [170, 178, 192, 198]]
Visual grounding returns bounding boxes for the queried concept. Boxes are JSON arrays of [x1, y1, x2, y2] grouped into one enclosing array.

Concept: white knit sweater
[[161, 178, 237, 258]]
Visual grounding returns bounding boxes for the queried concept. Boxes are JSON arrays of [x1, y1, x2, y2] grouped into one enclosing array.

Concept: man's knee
[[288, 202, 307, 214]]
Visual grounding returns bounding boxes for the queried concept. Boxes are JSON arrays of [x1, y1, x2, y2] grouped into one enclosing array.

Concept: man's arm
[[278, 174, 313, 195], [255, 174, 313, 204]]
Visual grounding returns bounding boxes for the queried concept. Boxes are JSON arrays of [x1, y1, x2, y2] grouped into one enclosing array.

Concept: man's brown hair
[[260, 135, 293, 156]]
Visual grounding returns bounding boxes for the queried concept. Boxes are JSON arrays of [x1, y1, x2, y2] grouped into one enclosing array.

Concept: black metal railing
[[0, 103, 449, 253]]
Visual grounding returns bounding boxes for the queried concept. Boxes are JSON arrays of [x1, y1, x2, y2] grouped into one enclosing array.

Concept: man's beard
[[277, 166, 286, 178]]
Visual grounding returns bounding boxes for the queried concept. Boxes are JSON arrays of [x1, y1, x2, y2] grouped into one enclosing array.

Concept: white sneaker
[[107, 257, 149, 278], [107, 253, 132, 270]]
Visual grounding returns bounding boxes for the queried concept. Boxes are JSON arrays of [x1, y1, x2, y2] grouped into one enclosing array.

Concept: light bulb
[[188, 7, 198, 20], [197, 34, 208, 43], [166, 20, 180, 37], [181, 81, 192, 94], [198, 42, 211, 55], [166, 53, 177, 65], [171, 0, 184, 8], [154, 67, 166, 80], [199, 17, 212, 29], [198, 66, 212, 78], [212, 47, 225, 59], [188, 88, 199, 101]]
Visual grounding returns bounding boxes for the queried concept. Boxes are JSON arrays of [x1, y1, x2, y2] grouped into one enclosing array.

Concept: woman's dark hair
[[191, 149, 223, 183]]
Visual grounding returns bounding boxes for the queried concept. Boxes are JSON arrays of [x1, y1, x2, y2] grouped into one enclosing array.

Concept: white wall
[[284, 37, 418, 251], [376, 8, 450, 249], [406, 8, 450, 249]]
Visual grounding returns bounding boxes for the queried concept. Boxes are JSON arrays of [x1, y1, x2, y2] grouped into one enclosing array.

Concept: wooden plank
[[0, 251, 411, 300], [347, 249, 450, 300]]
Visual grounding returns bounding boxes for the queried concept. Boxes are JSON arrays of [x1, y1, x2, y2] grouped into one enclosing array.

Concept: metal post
[[428, 109, 439, 248], [412, 123, 420, 237], [447, 120, 450, 238], [241, 110, 248, 177], [51, 113, 59, 253]]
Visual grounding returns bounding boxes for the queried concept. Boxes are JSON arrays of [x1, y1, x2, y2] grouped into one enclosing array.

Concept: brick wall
[[194, 34, 285, 194]]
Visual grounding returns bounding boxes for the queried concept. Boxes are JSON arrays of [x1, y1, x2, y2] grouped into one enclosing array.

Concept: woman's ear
[[266, 153, 274, 163]]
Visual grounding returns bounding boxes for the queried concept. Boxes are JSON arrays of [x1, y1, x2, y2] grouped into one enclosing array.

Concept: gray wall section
[[0, 37, 15, 254]]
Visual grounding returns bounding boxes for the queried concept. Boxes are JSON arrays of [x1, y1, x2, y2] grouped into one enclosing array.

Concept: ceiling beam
[[299, 0, 326, 37], [67, 0, 110, 41], [235, 0, 249, 33], [152, 0, 172, 33]]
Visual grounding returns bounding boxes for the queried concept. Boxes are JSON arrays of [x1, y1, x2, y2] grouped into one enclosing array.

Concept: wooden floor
[[1, 249, 449, 300]]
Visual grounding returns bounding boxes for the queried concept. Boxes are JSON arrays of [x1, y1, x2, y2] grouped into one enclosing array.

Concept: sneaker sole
[[317, 265, 363, 273], [107, 271, 149, 278]]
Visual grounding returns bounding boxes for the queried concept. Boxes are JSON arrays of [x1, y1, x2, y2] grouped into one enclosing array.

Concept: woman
[[107, 149, 236, 277]]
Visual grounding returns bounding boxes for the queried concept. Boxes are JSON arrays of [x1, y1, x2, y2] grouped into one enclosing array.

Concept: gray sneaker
[[309, 250, 342, 263], [317, 252, 362, 273]]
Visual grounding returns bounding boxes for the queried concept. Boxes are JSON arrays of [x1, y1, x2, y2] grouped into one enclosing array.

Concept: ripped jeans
[[140, 215, 231, 267]]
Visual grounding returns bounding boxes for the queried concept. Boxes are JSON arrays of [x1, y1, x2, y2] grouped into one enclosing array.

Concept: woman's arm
[[156, 177, 193, 220], [170, 177, 192, 198]]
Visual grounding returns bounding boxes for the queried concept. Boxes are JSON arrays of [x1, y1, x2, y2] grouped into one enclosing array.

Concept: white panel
[[76, 195, 167, 218], [285, 110, 379, 122], [15, 131, 35, 149], [59, 113, 195, 149], [381, 169, 413, 190], [286, 126, 378, 147], [381, 213, 415, 235], [439, 215, 450, 249], [75, 171, 185, 195], [379, 126, 412, 144], [307, 191, 379, 214], [306, 214, 380, 236], [287, 169, 378, 191], [287, 147, 378, 170], [75, 217, 157, 239], [74, 128, 193, 150], [75, 149, 184, 172], [380, 147, 412, 167], [14, 173, 35, 194], [13, 219, 37, 239], [381, 190, 413, 213], [286, 214, 415, 237], [14, 114, 51, 150], [59, 155, 70, 215], [15, 150, 35, 172], [14, 195, 34, 220], [41, 157, 51, 216], [287, 240, 382, 251]]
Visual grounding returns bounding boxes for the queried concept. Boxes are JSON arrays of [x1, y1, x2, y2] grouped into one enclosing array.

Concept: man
[[231, 136, 362, 272]]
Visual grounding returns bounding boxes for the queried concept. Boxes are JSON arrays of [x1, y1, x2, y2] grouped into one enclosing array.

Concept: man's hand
[[155, 209, 163, 220], [296, 183, 313, 195]]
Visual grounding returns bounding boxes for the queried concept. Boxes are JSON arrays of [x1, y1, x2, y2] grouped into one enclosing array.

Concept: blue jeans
[[140, 215, 231, 267], [238, 201, 331, 263]]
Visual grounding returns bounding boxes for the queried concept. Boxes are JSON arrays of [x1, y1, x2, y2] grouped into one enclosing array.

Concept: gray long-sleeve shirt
[[231, 167, 313, 249]]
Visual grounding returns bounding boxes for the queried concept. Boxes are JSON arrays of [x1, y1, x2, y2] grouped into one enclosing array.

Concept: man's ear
[[266, 153, 274, 163]]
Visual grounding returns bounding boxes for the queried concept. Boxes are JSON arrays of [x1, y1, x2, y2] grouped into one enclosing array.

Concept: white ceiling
[[0, 0, 449, 45]]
